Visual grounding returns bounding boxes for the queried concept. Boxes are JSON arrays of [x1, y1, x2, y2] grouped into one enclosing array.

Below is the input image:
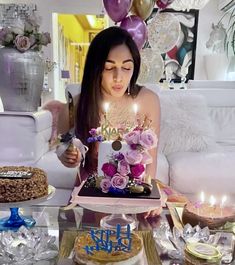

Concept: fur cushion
[[42, 100, 65, 146], [158, 93, 217, 155]]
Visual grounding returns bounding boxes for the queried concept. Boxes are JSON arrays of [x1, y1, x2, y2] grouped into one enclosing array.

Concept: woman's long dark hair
[[76, 26, 141, 172]]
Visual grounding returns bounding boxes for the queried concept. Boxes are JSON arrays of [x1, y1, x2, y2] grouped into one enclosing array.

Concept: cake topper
[[0, 171, 33, 179], [99, 103, 143, 141], [83, 224, 131, 255]]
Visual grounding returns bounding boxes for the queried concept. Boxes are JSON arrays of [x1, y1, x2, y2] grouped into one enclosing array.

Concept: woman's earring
[[127, 85, 130, 96]]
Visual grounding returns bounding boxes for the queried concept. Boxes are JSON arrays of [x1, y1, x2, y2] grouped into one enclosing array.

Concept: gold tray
[[59, 230, 162, 265]]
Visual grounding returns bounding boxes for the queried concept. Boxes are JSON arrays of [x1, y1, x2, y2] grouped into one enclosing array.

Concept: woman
[[57, 27, 161, 217]]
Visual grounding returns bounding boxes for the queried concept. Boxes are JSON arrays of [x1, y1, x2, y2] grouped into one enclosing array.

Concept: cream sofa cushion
[[208, 107, 235, 146], [159, 92, 217, 155], [0, 110, 52, 164]]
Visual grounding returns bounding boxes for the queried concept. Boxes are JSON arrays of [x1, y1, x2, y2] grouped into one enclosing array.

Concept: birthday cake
[[73, 226, 143, 265], [182, 202, 235, 229], [87, 115, 158, 196], [0, 166, 48, 202]]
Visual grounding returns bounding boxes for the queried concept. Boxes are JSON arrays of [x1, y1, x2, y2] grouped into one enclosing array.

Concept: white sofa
[[157, 86, 235, 201], [1, 82, 235, 205]]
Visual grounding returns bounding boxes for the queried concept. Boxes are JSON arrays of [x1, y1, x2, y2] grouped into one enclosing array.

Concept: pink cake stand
[[70, 184, 162, 230]]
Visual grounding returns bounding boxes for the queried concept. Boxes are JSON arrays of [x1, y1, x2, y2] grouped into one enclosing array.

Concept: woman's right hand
[[57, 145, 81, 168]]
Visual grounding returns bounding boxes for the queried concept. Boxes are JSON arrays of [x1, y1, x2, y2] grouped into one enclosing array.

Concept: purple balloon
[[120, 15, 148, 50], [103, 0, 132, 23]]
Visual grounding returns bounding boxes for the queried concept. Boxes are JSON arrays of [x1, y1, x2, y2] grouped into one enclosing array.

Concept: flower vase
[[0, 47, 44, 111]]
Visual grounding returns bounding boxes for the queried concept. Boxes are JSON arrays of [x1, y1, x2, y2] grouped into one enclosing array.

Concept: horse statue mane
[[206, 22, 227, 54]]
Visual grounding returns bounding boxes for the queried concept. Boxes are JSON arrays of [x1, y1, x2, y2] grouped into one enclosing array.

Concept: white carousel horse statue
[[206, 22, 227, 54]]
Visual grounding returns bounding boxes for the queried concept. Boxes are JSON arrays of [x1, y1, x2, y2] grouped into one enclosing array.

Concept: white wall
[[0, 0, 227, 101]]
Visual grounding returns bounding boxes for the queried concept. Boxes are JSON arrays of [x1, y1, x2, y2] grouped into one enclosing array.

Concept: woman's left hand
[[143, 207, 163, 219]]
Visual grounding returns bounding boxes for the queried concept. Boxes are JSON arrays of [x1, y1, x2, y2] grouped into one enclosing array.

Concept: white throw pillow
[[158, 93, 217, 155]]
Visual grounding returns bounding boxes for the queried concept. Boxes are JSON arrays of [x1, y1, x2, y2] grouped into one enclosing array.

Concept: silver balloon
[[138, 48, 164, 84], [147, 12, 180, 53]]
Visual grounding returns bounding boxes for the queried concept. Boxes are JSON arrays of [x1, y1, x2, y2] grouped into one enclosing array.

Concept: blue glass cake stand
[[0, 185, 55, 231], [0, 208, 35, 230]]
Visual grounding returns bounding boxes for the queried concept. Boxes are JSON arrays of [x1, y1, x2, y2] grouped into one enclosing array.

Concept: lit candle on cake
[[197, 191, 205, 215], [220, 195, 227, 216], [200, 191, 205, 214], [209, 195, 216, 218], [200, 191, 205, 204], [133, 103, 138, 125], [133, 103, 138, 115], [103, 102, 110, 125]]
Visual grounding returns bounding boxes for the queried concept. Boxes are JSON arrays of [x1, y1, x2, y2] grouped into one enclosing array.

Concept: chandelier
[[169, 0, 211, 11]]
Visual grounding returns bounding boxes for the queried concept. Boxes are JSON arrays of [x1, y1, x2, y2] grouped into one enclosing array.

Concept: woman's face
[[101, 44, 134, 98]]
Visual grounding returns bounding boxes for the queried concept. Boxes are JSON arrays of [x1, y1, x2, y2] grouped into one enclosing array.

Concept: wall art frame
[[146, 8, 199, 82]]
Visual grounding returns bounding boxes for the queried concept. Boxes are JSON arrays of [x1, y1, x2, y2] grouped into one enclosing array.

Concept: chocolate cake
[[182, 202, 235, 229], [0, 166, 48, 202]]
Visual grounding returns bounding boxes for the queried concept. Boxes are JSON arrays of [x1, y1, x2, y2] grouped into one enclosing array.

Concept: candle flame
[[103, 102, 109, 113], [200, 191, 205, 203], [133, 103, 138, 115], [209, 195, 216, 207]]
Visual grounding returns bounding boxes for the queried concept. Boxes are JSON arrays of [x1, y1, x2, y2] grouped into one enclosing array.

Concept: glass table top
[[0, 205, 174, 265], [1, 205, 234, 265]]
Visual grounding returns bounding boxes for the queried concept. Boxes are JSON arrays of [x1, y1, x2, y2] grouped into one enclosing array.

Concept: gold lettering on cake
[[101, 124, 122, 140]]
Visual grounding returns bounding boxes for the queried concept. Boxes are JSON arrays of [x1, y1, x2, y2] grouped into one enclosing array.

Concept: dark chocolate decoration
[[79, 179, 160, 200], [112, 140, 122, 151]]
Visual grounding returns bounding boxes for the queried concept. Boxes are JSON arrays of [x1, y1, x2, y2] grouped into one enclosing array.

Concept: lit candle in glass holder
[[209, 195, 216, 218], [220, 195, 227, 216]]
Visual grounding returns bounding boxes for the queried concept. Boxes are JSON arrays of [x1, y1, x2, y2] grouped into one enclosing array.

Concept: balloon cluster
[[103, 0, 175, 50]]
